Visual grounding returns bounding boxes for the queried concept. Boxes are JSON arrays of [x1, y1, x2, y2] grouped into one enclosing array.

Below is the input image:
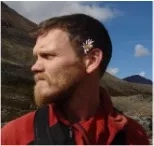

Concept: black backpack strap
[[33, 105, 76, 145], [34, 105, 54, 145], [48, 122, 76, 145], [110, 130, 126, 145]]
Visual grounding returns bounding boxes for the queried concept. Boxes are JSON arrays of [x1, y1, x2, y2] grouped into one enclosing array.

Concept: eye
[[40, 53, 56, 59]]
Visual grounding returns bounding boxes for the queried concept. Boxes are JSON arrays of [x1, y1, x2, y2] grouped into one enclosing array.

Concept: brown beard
[[33, 62, 86, 107], [34, 75, 82, 108]]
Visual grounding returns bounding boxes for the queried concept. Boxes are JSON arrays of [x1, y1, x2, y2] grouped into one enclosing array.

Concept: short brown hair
[[31, 13, 112, 76]]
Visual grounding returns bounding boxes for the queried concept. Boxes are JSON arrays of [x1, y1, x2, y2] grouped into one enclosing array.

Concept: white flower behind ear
[[82, 39, 94, 54]]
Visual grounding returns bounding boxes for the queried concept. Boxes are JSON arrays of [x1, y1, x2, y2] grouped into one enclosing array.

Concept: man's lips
[[34, 75, 45, 82], [34, 78, 46, 82], [36, 79, 45, 82]]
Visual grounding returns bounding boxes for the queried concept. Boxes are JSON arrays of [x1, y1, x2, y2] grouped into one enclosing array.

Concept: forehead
[[33, 29, 73, 53]]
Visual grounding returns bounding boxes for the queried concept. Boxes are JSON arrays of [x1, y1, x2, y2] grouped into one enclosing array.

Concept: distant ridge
[[123, 75, 152, 85]]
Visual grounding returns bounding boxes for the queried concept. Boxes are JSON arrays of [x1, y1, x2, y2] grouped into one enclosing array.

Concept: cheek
[[57, 63, 85, 84], [44, 58, 85, 84], [44, 60, 70, 79]]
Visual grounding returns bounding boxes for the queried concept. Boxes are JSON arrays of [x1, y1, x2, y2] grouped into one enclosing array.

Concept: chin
[[34, 86, 74, 107], [34, 88, 52, 105], [34, 85, 63, 107]]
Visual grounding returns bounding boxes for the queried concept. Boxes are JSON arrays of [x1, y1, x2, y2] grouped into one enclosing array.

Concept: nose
[[31, 59, 44, 73]]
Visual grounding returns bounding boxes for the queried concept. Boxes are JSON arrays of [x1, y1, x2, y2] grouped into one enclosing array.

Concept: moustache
[[34, 74, 48, 82]]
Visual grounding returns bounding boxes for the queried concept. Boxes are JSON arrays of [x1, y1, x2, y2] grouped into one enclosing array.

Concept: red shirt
[[1, 88, 150, 145]]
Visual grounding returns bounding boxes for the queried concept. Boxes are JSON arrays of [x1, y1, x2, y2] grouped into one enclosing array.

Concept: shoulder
[[125, 116, 150, 145], [1, 111, 36, 145]]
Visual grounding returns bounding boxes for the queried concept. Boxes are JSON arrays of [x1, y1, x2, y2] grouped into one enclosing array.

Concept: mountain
[[1, 1, 37, 124], [1, 2, 152, 125], [123, 75, 152, 85], [1, 1, 37, 65]]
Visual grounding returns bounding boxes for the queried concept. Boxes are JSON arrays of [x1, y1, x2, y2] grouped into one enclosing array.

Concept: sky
[[4, 1, 153, 80]]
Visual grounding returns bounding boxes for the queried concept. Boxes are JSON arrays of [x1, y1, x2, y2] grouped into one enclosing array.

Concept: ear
[[84, 48, 103, 74]]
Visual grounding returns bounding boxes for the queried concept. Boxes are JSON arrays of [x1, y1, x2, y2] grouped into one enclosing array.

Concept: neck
[[60, 78, 100, 123]]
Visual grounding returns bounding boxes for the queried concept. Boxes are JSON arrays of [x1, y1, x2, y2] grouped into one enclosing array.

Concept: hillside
[[1, 1, 37, 124], [100, 73, 152, 96], [1, 2, 152, 129], [123, 75, 152, 85], [1, 1, 37, 65]]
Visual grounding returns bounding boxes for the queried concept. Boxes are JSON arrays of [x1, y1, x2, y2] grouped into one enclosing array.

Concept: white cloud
[[139, 71, 146, 77], [107, 67, 119, 75], [134, 44, 150, 57], [4, 1, 122, 24]]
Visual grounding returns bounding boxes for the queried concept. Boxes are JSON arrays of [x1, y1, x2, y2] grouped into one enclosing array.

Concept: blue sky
[[5, 1, 152, 80], [90, 1, 152, 80]]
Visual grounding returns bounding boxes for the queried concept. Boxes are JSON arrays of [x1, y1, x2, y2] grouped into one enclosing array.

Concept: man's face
[[31, 29, 86, 107]]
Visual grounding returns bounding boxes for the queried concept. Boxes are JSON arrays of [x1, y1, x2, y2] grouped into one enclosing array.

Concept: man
[[1, 13, 149, 145]]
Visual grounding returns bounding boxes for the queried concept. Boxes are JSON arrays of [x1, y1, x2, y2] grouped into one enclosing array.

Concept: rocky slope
[[2, 1, 36, 125]]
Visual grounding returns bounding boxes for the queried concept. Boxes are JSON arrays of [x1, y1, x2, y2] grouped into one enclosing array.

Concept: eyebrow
[[33, 46, 57, 57]]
